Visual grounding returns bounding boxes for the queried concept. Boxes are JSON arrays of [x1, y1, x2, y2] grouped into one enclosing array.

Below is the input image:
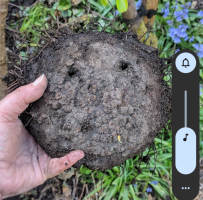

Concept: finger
[[45, 150, 84, 179], [0, 74, 47, 122]]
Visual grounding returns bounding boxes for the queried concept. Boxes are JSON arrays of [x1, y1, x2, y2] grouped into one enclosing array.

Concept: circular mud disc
[[17, 32, 171, 170]]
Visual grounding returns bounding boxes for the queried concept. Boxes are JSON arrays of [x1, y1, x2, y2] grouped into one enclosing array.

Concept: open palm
[[0, 75, 84, 199]]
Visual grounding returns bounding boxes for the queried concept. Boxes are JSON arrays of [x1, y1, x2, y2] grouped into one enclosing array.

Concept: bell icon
[[182, 58, 190, 68]]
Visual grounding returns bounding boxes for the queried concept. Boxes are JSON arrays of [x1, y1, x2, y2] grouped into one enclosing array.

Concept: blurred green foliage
[[20, 3, 56, 43]]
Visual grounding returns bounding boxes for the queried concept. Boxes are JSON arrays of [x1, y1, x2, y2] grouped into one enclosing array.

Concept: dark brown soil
[[4, 31, 171, 170]]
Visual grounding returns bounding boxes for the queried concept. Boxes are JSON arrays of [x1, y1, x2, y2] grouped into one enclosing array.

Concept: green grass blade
[[128, 185, 139, 200], [103, 185, 118, 200], [88, 0, 103, 12]]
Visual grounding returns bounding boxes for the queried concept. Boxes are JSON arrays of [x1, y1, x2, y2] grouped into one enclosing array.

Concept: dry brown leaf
[[191, 1, 197, 9], [71, 0, 82, 6], [58, 167, 75, 180], [63, 185, 72, 198], [148, 194, 153, 200]]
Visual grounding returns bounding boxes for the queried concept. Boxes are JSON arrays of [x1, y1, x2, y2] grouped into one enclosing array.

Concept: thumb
[[0, 74, 47, 122], [45, 150, 85, 179]]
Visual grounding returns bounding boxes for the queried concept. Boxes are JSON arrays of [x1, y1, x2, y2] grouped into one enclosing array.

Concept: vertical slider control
[[172, 49, 199, 200], [175, 91, 196, 175]]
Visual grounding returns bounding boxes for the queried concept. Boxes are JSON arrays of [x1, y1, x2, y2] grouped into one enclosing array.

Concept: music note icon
[[183, 134, 188, 141]]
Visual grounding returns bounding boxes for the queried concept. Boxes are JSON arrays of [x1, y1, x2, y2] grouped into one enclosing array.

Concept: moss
[[137, 21, 158, 48]]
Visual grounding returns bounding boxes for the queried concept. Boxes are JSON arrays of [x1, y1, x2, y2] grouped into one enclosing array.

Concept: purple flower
[[165, 2, 170, 8], [168, 24, 188, 43], [189, 36, 194, 42], [174, 2, 190, 21], [169, 27, 176, 38], [134, 184, 137, 187], [174, 10, 183, 18], [146, 187, 152, 193], [115, 10, 119, 16], [181, 2, 191, 9], [174, 36, 181, 43], [183, 9, 189, 14], [178, 24, 188, 30], [200, 19, 203, 24], [176, 25, 188, 38], [163, 11, 169, 18], [174, 10, 183, 21], [136, 0, 142, 10], [182, 12, 188, 19], [176, 16, 182, 21], [167, 20, 173, 26], [161, 2, 170, 18], [177, 25, 188, 35], [182, 7, 189, 19], [178, 32, 187, 38], [198, 10, 203, 17], [193, 44, 203, 58], [193, 44, 200, 50], [163, 8, 169, 18], [151, 181, 158, 185], [175, 49, 180, 53], [184, 36, 189, 41], [197, 51, 203, 58], [172, 4, 178, 11]]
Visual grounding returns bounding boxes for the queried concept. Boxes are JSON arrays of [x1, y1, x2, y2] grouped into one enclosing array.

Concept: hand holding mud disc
[[5, 32, 171, 170]]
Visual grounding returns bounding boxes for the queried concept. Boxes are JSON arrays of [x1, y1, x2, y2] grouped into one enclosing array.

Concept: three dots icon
[[182, 187, 190, 189]]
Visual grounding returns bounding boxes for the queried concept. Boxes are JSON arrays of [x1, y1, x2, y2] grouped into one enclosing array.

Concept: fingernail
[[78, 150, 85, 159], [71, 151, 84, 163], [32, 74, 44, 86]]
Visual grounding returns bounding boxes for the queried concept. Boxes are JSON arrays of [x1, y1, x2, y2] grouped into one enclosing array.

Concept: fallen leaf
[[148, 194, 153, 200], [58, 167, 75, 180], [72, 0, 82, 6], [63, 185, 72, 198], [191, 1, 197, 9]]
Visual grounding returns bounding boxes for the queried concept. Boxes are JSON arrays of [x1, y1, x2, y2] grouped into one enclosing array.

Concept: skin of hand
[[0, 75, 84, 199]]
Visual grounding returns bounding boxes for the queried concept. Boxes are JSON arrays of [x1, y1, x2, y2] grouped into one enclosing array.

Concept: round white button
[[175, 52, 196, 73]]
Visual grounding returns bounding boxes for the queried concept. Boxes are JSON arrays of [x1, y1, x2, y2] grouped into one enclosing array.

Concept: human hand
[[0, 75, 84, 199]]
